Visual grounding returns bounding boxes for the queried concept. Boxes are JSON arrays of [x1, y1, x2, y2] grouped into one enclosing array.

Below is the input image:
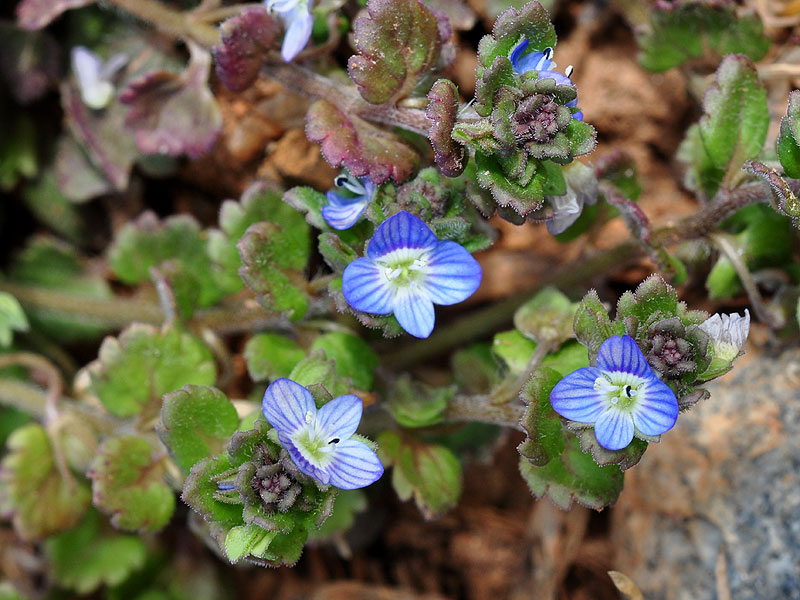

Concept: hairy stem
[[445, 395, 526, 430], [489, 341, 552, 404], [104, 0, 220, 46], [0, 353, 63, 422], [0, 379, 47, 418]]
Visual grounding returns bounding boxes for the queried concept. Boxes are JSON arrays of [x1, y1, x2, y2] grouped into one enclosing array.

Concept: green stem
[[0, 353, 63, 421], [0, 379, 47, 418], [445, 395, 525, 430]]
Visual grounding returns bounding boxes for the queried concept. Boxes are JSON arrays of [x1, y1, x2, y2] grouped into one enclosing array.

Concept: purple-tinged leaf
[[120, 43, 222, 159], [427, 79, 465, 177], [213, 7, 281, 92], [306, 99, 419, 184], [16, 0, 94, 30], [743, 160, 800, 227], [347, 0, 449, 105], [477, 1, 556, 68], [55, 134, 114, 202], [0, 24, 60, 104], [60, 83, 137, 191]]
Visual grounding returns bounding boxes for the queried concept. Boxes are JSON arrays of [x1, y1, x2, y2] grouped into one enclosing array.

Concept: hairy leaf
[[306, 99, 420, 184], [388, 375, 450, 427], [427, 79, 466, 176], [213, 7, 280, 92], [743, 161, 800, 225], [0, 424, 90, 541], [477, 1, 556, 68], [89, 436, 175, 533], [86, 323, 216, 418], [244, 333, 306, 381], [310, 332, 379, 390], [348, 0, 448, 105], [518, 367, 566, 466], [158, 385, 240, 474], [777, 90, 800, 179]]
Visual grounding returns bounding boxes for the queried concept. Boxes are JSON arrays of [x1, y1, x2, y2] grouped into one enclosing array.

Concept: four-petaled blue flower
[[265, 0, 314, 62], [262, 378, 384, 489], [550, 335, 678, 450], [509, 39, 583, 122], [322, 175, 376, 230], [342, 211, 482, 339]]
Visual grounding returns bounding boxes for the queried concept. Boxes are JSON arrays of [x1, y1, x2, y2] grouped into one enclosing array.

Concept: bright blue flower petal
[[594, 408, 635, 450], [393, 291, 435, 338], [278, 431, 331, 484], [424, 241, 482, 305], [262, 378, 316, 435], [326, 439, 384, 490], [367, 211, 437, 259], [632, 378, 678, 436], [509, 39, 530, 68], [316, 394, 363, 440], [281, 7, 313, 62], [572, 110, 584, 122], [549, 366, 608, 423], [536, 69, 572, 86], [596, 335, 652, 378], [322, 196, 368, 230], [342, 257, 394, 314]]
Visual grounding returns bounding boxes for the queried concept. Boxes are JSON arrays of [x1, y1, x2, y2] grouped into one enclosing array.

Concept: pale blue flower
[[699, 309, 750, 363], [266, 0, 314, 62], [509, 39, 583, 121], [262, 378, 384, 490], [545, 161, 598, 235], [71, 46, 128, 110], [342, 211, 482, 339], [322, 175, 376, 230], [550, 335, 678, 450]]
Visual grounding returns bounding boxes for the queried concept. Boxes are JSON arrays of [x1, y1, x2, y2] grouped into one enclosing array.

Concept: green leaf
[[573, 289, 613, 361], [347, 0, 446, 105], [0, 112, 37, 191], [224, 523, 277, 563], [158, 385, 239, 474], [86, 323, 216, 418], [638, 3, 769, 72], [388, 375, 450, 427], [288, 352, 350, 398], [513, 287, 577, 346], [378, 431, 462, 518], [310, 332, 378, 390], [9, 237, 113, 342], [696, 55, 768, 195], [282, 186, 329, 231], [237, 218, 310, 321], [89, 435, 175, 533], [22, 170, 85, 243], [46, 510, 147, 594], [452, 343, 502, 394], [207, 182, 291, 296], [0, 293, 29, 347], [108, 212, 221, 318], [777, 90, 800, 179], [474, 151, 545, 216], [477, 1, 556, 68], [0, 423, 90, 540], [244, 333, 306, 381], [616, 274, 679, 324], [517, 367, 567, 466]]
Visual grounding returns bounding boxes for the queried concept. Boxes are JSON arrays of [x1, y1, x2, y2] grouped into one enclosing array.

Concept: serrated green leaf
[[87, 324, 216, 418], [310, 332, 378, 390], [283, 186, 329, 230], [158, 385, 239, 474], [378, 431, 462, 518], [0, 423, 90, 540], [638, 4, 769, 72], [477, 1, 556, 68], [0, 293, 28, 347], [475, 151, 545, 216], [244, 333, 306, 381], [518, 367, 567, 466], [288, 352, 350, 398], [777, 90, 800, 179], [347, 0, 445, 105], [697, 55, 767, 193], [46, 510, 147, 594], [89, 435, 175, 533], [573, 289, 613, 360]]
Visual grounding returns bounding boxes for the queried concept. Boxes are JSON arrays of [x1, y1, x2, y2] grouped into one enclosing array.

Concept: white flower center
[[290, 415, 340, 470], [594, 372, 646, 412], [377, 248, 430, 290]]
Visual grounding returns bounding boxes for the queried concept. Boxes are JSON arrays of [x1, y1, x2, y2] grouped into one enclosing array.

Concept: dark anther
[[328, 438, 340, 445], [624, 385, 633, 398], [334, 175, 348, 187]]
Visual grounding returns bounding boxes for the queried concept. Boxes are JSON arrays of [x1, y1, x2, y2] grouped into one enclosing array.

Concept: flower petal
[[545, 190, 582, 235], [281, 8, 312, 62], [632, 378, 678, 436], [549, 366, 607, 423], [424, 241, 482, 305], [367, 211, 437, 259], [262, 378, 316, 436], [316, 394, 363, 440], [596, 335, 652, 378], [322, 196, 367, 229], [594, 408, 635, 450], [509, 39, 530, 68], [342, 257, 394, 314], [278, 431, 330, 484], [536, 69, 572, 86], [326, 439, 384, 490], [393, 290, 435, 338]]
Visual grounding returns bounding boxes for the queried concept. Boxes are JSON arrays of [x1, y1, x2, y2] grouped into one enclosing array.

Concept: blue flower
[[262, 378, 384, 489], [342, 211, 482, 339], [265, 0, 313, 62], [550, 335, 678, 450], [322, 175, 376, 230], [509, 39, 583, 122], [71, 46, 128, 110]]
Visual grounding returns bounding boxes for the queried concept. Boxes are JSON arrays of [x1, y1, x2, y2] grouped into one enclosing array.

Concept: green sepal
[[477, 1, 556, 68], [475, 151, 545, 215], [158, 385, 240, 474], [86, 323, 216, 418], [88, 435, 175, 533], [388, 375, 451, 427], [244, 333, 306, 381], [310, 331, 379, 390], [573, 428, 648, 471], [182, 453, 245, 527], [378, 431, 462, 519], [0, 423, 90, 541], [45, 510, 147, 594]]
